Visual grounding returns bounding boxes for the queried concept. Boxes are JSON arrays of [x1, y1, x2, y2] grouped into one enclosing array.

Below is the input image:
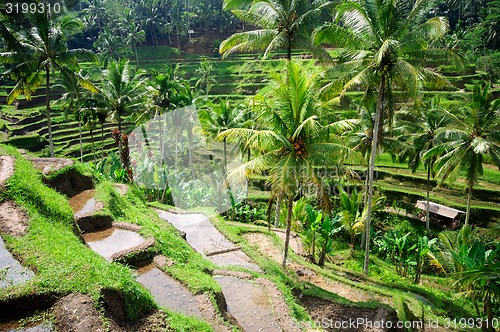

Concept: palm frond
[[219, 29, 277, 58]]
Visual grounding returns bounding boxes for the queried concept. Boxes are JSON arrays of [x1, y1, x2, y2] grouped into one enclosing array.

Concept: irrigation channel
[[70, 185, 289, 331]]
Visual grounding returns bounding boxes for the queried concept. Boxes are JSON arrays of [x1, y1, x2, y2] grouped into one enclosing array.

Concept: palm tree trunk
[[311, 231, 316, 264], [152, 27, 158, 46], [134, 44, 139, 65], [223, 137, 227, 176], [318, 237, 328, 267], [186, 116, 195, 181], [176, 29, 181, 49], [274, 192, 282, 227], [286, 36, 292, 60], [426, 164, 431, 237], [282, 194, 293, 267], [78, 113, 83, 162], [46, 65, 54, 157], [118, 111, 122, 132], [485, 292, 493, 332], [465, 177, 473, 226], [363, 74, 385, 275], [90, 129, 96, 160], [101, 123, 105, 161]]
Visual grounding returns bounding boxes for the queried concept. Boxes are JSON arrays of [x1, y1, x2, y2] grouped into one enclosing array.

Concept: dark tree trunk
[[282, 195, 293, 267], [101, 122, 105, 161], [223, 137, 227, 176], [78, 113, 83, 162], [425, 164, 431, 237], [274, 192, 282, 227], [465, 176, 473, 226], [46, 65, 54, 157], [318, 237, 328, 267]]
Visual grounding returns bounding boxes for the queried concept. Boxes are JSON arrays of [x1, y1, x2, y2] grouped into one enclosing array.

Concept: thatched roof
[[415, 201, 465, 220]]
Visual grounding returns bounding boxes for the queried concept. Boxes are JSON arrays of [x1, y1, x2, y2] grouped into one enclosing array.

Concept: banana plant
[[304, 204, 323, 264], [338, 188, 364, 249], [318, 214, 343, 267], [394, 232, 416, 278], [414, 236, 444, 284]]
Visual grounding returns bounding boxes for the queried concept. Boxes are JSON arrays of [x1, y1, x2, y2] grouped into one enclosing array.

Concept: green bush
[[6, 157, 73, 224]]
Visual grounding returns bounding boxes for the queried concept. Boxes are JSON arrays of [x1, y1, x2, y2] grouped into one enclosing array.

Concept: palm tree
[[349, 102, 406, 205], [100, 60, 148, 132], [195, 58, 217, 96], [1, 14, 97, 157], [82, 0, 108, 33], [124, 20, 146, 65], [200, 99, 244, 175], [219, 0, 331, 60], [402, 97, 452, 236], [53, 80, 87, 162], [93, 28, 123, 68], [80, 100, 99, 160], [218, 61, 357, 267], [314, 0, 457, 275], [424, 84, 500, 226]]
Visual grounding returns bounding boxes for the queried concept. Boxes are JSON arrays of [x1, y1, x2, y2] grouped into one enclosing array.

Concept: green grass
[[378, 181, 500, 210], [483, 167, 500, 185], [0, 146, 219, 329], [135, 46, 184, 60], [0, 146, 155, 319]]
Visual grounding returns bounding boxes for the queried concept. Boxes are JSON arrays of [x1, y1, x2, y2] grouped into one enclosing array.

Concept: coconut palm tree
[[424, 84, 500, 227], [402, 97, 453, 236], [100, 60, 148, 132], [1, 14, 97, 157], [218, 61, 357, 267], [82, 0, 108, 33], [200, 99, 245, 175], [124, 20, 146, 65], [314, 0, 458, 275], [53, 81, 87, 162], [195, 58, 217, 96], [219, 0, 331, 60]]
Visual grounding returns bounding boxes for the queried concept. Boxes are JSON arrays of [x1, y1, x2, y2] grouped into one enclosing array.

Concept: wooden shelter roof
[[415, 201, 465, 220]]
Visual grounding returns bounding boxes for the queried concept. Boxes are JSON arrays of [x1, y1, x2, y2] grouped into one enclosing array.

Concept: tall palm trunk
[[282, 194, 293, 267], [158, 112, 164, 161], [425, 164, 431, 237], [90, 129, 96, 160], [78, 113, 83, 162], [286, 35, 292, 60], [101, 122, 105, 161], [363, 74, 385, 275], [45, 65, 54, 157], [465, 176, 473, 227], [223, 137, 227, 176], [134, 44, 139, 65], [187, 116, 195, 181], [274, 192, 282, 227]]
